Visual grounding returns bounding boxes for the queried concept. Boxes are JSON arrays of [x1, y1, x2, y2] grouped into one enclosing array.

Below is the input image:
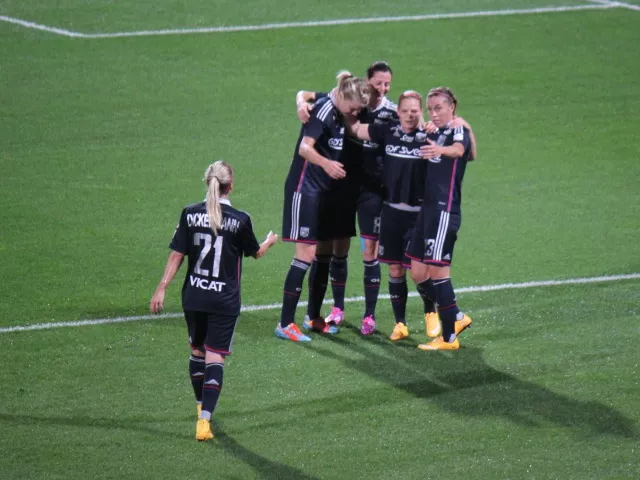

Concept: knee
[[362, 240, 377, 261], [205, 351, 225, 364], [388, 264, 405, 278], [191, 347, 205, 358]]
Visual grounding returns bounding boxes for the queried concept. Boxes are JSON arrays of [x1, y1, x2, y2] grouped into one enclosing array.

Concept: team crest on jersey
[[300, 227, 310, 238], [415, 132, 427, 142]]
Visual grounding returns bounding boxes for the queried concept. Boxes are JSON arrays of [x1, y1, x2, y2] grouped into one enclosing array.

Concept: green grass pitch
[[1, 1, 639, 479]]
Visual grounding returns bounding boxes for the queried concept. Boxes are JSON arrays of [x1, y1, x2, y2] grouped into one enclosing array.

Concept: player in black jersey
[[149, 161, 278, 441], [295, 61, 398, 336], [347, 90, 436, 342], [405, 87, 474, 351], [278, 73, 370, 341]]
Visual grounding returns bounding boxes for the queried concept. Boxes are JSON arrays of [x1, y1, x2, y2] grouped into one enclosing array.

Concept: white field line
[[0, 3, 626, 39], [588, 0, 640, 10], [1, 273, 638, 334], [0, 15, 83, 37]]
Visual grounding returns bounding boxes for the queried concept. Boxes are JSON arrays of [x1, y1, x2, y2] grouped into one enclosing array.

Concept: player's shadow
[[0, 413, 320, 479], [214, 429, 321, 480], [303, 333, 637, 439]]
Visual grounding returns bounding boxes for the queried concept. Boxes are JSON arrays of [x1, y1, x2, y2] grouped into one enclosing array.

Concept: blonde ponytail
[[203, 161, 234, 235]]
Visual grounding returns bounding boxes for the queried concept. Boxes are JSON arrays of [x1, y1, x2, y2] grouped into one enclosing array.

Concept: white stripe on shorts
[[290, 192, 301, 239], [434, 211, 450, 261]]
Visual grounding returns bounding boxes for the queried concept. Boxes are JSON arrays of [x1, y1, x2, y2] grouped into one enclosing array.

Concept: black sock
[[330, 256, 348, 310], [201, 361, 224, 420], [189, 354, 205, 402], [416, 278, 436, 314], [433, 278, 460, 342], [280, 258, 310, 327], [388, 275, 408, 324], [307, 255, 330, 319], [363, 260, 381, 318]]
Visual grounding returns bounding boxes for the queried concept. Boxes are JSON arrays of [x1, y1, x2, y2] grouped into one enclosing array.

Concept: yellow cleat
[[418, 336, 460, 351], [454, 314, 472, 335], [196, 418, 214, 441], [389, 322, 409, 341], [425, 312, 441, 338], [197, 403, 202, 419]]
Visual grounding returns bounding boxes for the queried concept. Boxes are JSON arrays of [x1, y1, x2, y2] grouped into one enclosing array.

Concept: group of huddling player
[[276, 61, 477, 351], [149, 61, 477, 441]]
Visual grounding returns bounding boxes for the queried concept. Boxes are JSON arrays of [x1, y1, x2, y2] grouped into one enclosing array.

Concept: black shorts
[[318, 186, 358, 241], [184, 310, 239, 356], [377, 203, 419, 265], [282, 189, 320, 244], [406, 208, 461, 266], [357, 189, 383, 240]]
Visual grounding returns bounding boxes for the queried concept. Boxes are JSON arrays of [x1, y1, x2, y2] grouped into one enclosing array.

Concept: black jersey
[[169, 200, 260, 315], [285, 95, 345, 195], [423, 125, 472, 215], [317, 92, 398, 181], [368, 121, 429, 206]]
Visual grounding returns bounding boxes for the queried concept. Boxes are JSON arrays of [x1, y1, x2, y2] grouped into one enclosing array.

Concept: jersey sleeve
[[367, 123, 386, 145], [239, 216, 260, 258], [303, 99, 333, 140], [453, 126, 471, 151], [315, 91, 328, 100], [169, 209, 189, 254]]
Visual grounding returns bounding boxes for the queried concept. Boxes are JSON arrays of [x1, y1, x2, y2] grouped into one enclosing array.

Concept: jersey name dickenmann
[[170, 201, 260, 315], [423, 125, 471, 215], [285, 96, 346, 195], [368, 121, 429, 206]]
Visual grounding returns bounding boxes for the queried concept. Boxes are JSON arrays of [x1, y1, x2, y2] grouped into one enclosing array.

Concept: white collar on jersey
[[202, 198, 232, 206], [372, 95, 389, 112]]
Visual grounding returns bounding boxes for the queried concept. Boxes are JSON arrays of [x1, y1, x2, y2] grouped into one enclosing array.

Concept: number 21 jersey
[[169, 199, 260, 315]]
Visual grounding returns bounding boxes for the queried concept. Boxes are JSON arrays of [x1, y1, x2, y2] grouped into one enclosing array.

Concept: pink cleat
[[325, 307, 345, 325], [360, 315, 376, 335]]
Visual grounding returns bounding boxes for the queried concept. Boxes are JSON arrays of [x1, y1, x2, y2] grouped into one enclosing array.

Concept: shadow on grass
[[0, 414, 320, 480], [300, 332, 638, 439], [214, 430, 321, 480]]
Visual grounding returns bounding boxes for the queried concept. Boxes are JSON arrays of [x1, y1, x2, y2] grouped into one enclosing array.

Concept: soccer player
[[406, 87, 474, 350], [149, 161, 278, 441], [295, 61, 398, 335], [346, 90, 431, 341], [278, 72, 370, 341]]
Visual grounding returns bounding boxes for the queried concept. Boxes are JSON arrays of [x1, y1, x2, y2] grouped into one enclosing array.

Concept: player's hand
[[297, 103, 312, 123], [424, 121, 438, 133], [420, 139, 442, 159], [265, 230, 279, 246], [323, 160, 346, 179], [449, 116, 470, 130], [150, 289, 165, 313]]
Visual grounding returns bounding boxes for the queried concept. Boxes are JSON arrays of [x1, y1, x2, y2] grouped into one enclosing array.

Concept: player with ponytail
[[150, 160, 278, 441]]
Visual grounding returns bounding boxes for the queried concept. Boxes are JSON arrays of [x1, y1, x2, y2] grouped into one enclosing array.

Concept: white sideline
[[0, 3, 628, 39], [588, 0, 640, 10], [1, 273, 638, 334]]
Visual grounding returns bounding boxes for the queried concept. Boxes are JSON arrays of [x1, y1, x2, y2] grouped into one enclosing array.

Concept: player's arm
[[150, 250, 185, 313], [299, 137, 346, 180], [296, 91, 317, 123], [420, 138, 465, 160], [253, 231, 278, 259], [344, 116, 372, 141], [450, 117, 477, 160]]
